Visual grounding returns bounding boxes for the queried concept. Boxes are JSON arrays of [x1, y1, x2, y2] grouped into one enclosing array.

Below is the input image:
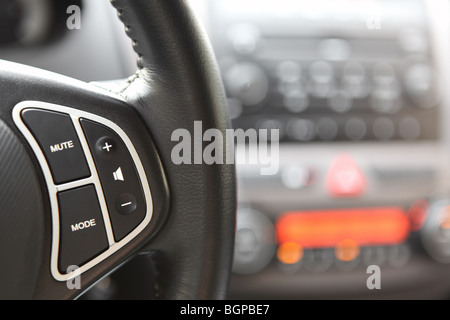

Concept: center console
[[204, 0, 450, 298]]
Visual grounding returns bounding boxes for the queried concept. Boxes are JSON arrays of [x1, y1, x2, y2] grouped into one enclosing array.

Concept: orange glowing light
[[408, 199, 428, 231], [335, 239, 360, 261], [277, 242, 303, 265], [440, 220, 450, 230], [439, 206, 450, 230], [276, 208, 410, 248]]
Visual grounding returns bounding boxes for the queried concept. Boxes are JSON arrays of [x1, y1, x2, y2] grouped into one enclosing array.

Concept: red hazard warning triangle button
[[326, 154, 366, 197]]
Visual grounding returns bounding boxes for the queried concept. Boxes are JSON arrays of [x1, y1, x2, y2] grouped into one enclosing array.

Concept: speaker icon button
[[113, 167, 125, 181]]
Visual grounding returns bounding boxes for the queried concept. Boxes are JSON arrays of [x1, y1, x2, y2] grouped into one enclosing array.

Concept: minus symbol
[[121, 202, 132, 207]]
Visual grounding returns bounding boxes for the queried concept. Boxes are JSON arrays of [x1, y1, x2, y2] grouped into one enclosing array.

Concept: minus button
[[115, 193, 137, 215]]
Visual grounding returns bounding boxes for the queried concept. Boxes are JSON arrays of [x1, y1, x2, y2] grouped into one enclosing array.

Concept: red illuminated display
[[276, 208, 410, 248]]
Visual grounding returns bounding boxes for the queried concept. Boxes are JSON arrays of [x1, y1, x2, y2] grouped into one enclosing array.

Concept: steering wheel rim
[[0, 0, 236, 300]]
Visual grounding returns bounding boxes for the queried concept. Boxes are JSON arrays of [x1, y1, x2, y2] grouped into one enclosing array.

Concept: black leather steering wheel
[[0, 0, 236, 299]]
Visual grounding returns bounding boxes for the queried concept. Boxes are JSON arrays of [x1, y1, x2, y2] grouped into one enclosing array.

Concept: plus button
[[102, 142, 113, 152], [95, 137, 116, 157]]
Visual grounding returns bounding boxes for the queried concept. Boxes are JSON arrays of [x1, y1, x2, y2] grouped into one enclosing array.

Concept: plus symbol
[[103, 142, 113, 152]]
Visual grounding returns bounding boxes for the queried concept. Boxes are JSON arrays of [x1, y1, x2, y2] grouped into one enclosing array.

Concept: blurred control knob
[[232, 208, 276, 275], [225, 63, 269, 107], [308, 61, 335, 98], [404, 63, 440, 109], [420, 199, 450, 263]]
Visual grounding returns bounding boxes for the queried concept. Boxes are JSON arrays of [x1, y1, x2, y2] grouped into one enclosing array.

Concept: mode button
[[58, 185, 109, 273]]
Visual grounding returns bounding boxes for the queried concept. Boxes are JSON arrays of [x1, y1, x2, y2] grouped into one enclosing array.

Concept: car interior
[[0, 0, 450, 300]]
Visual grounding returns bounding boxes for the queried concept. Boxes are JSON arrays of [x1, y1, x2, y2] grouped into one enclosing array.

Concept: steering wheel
[[0, 0, 236, 299]]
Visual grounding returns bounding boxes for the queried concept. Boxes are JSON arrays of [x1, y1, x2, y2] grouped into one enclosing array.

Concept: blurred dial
[[225, 62, 269, 107], [232, 208, 276, 275], [421, 200, 450, 264]]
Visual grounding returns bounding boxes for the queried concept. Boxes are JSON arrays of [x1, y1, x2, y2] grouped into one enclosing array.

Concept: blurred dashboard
[[1, 0, 450, 299], [204, 0, 450, 299]]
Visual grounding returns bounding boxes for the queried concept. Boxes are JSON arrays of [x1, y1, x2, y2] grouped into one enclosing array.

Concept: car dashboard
[[1, 0, 450, 299], [204, 0, 450, 300]]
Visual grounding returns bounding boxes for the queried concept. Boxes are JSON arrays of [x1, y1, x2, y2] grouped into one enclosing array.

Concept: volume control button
[[80, 119, 146, 241]]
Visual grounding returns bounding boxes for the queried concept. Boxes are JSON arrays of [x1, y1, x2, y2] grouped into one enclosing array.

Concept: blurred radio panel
[[208, 0, 442, 142], [276, 208, 410, 247]]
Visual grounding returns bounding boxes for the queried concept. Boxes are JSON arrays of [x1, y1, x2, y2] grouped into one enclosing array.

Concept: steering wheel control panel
[[12, 101, 153, 281]]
